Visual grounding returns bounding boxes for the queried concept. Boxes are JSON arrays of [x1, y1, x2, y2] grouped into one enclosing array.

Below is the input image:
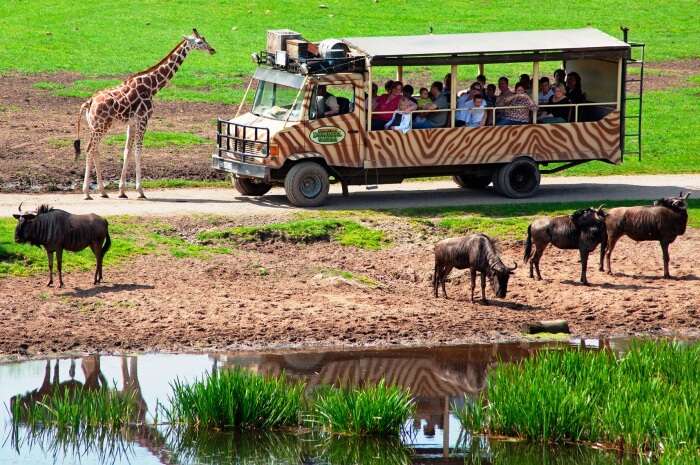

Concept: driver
[[316, 85, 339, 117]]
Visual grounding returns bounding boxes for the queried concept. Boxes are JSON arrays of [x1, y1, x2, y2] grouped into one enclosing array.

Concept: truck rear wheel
[[284, 162, 330, 207], [453, 174, 492, 189], [494, 158, 541, 198], [233, 177, 272, 196]]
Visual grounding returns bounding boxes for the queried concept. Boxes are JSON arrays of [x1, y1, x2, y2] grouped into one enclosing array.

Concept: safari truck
[[212, 28, 645, 206]]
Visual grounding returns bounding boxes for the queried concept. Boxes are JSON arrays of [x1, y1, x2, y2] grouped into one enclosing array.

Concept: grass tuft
[[11, 386, 141, 430], [311, 381, 414, 436], [197, 218, 389, 250], [454, 341, 700, 461], [105, 131, 209, 148], [164, 368, 305, 430]]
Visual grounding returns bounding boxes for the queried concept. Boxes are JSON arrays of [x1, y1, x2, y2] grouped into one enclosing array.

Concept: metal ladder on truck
[[621, 27, 645, 161]]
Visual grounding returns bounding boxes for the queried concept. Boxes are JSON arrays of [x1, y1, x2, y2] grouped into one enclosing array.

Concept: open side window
[[309, 83, 356, 120]]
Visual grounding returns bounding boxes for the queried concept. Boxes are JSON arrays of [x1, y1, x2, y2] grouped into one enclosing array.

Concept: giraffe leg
[[83, 131, 105, 200], [93, 150, 108, 198], [119, 124, 136, 199], [134, 117, 149, 199]]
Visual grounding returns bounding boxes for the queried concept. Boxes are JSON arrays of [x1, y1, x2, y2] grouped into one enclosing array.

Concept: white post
[[450, 64, 458, 127], [616, 57, 623, 111], [532, 61, 540, 124], [367, 60, 373, 131]]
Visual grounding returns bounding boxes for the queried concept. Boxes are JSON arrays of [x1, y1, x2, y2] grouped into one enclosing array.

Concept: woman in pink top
[[372, 81, 403, 130]]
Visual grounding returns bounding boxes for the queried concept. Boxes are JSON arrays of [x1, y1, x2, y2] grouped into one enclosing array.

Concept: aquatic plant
[[164, 368, 305, 429], [315, 434, 412, 465], [454, 341, 700, 461], [11, 386, 141, 430], [310, 380, 415, 436]]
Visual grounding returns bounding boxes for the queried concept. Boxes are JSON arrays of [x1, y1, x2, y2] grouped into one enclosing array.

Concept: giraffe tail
[[74, 99, 91, 160]]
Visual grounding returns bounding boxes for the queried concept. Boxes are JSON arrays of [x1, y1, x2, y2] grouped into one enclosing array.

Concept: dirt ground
[[1, 60, 698, 192], [1, 222, 698, 360]]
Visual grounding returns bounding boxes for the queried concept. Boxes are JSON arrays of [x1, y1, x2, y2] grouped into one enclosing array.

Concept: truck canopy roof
[[343, 28, 630, 66]]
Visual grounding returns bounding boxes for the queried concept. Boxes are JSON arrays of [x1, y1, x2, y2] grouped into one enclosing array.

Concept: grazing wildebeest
[[604, 192, 690, 278], [524, 207, 607, 285], [13, 204, 111, 287], [433, 233, 517, 303]]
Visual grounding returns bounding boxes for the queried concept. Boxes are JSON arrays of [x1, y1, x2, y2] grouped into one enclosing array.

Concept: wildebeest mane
[[36, 204, 54, 215], [25, 209, 69, 247]]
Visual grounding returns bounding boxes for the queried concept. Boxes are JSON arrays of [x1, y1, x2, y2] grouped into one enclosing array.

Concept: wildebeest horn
[[597, 204, 606, 210], [682, 192, 690, 200], [509, 261, 518, 271], [18, 202, 23, 213]]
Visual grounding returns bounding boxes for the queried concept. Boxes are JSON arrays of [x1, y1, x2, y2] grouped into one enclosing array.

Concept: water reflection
[[1, 341, 637, 465]]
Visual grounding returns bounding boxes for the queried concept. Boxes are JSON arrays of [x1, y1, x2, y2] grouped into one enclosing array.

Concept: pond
[[1, 339, 639, 465]]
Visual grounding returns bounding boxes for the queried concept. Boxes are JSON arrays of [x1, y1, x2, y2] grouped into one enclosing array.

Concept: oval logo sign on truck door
[[310, 126, 346, 145]]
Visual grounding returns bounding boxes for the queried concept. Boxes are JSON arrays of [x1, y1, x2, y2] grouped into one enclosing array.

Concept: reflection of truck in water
[[213, 28, 644, 206]]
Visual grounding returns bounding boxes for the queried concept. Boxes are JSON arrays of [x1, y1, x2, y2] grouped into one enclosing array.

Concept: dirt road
[[1, 174, 698, 217]]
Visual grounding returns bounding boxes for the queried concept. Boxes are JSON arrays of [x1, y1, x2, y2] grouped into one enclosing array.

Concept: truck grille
[[217, 119, 270, 159]]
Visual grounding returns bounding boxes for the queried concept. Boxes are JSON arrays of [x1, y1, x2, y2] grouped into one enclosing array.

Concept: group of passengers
[[370, 69, 586, 131]]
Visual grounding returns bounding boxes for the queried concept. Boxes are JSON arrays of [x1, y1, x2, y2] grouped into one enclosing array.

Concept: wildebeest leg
[[56, 248, 64, 288], [91, 242, 102, 284], [598, 234, 607, 272], [480, 272, 487, 303], [469, 269, 477, 303], [605, 234, 620, 275], [46, 249, 54, 287], [579, 248, 589, 285], [441, 266, 450, 298], [660, 241, 671, 278], [533, 245, 546, 280]]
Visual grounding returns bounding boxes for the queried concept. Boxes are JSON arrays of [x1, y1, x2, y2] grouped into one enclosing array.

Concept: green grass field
[[2, 0, 700, 174]]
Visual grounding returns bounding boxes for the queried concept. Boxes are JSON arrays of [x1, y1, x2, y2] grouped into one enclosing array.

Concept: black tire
[[233, 177, 272, 196], [453, 174, 492, 189], [494, 158, 541, 198], [284, 162, 330, 207]]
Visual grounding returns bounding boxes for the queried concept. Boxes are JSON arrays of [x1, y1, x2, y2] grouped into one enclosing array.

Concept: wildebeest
[[604, 192, 690, 278], [13, 204, 111, 287], [524, 207, 607, 284], [433, 233, 517, 302]]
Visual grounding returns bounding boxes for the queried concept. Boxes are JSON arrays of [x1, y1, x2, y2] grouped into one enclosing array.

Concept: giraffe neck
[[148, 41, 192, 94]]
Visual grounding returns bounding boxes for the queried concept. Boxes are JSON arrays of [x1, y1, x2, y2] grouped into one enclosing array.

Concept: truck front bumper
[[211, 154, 270, 181]]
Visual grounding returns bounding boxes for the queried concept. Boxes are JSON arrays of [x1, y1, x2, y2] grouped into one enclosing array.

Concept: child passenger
[[417, 87, 432, 108]]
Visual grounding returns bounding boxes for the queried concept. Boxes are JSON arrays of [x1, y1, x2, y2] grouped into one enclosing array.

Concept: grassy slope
[[2, 1, 700, 174], [389, 199, 700, 239], [0, 217, 230, 277]]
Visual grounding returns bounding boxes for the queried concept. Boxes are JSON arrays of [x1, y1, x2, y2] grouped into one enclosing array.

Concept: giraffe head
[[184, 28, 216, 55]]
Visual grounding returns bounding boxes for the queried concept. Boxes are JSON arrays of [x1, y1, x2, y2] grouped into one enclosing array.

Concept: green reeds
[[311, 381, 415, 436], [455, 341, 700, 460], [164, 368, 305, 429], [11, 386, 141, 430]]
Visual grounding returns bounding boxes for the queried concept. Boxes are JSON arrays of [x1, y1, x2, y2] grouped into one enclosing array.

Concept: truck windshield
[[251, 81, 303, 121]]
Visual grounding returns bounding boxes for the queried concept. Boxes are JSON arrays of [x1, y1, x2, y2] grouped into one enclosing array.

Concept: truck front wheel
[[233, 177, 272, 196], [284, 162, 330, 207]]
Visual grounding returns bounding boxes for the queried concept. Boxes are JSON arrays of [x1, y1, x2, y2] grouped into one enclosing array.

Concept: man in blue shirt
[[456, 94, 486, 128]]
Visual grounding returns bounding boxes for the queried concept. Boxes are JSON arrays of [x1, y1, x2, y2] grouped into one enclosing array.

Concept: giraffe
[[74, 29, 215, 200]]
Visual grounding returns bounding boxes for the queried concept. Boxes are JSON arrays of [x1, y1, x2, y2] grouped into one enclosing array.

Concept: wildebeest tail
[[74, 99, 91, 160], [102, 227, 111, 257], [523, 224, 533, 263]]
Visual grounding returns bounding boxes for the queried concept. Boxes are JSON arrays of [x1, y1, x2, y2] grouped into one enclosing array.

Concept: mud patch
[[1, 222, 698, 358]]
